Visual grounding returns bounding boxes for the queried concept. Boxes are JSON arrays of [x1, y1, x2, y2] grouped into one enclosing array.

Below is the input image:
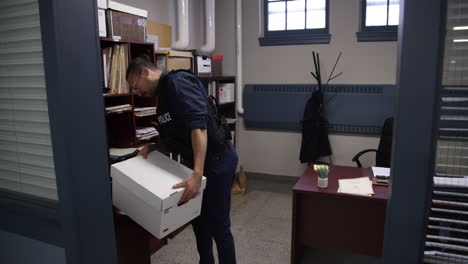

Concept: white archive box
[[218, 83, 235, 104], [97, 8, 107, 37], [111, 151, 207, 239]]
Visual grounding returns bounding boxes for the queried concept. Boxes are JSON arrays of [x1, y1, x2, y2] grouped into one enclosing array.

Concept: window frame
[[259, 0, 331, 46], [356, 0, 398, 42]]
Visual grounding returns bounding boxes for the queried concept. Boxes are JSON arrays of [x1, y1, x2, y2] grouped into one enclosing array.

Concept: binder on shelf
[[105, 104, 132, 114], [104, 44, 129, 95], [135, 107, 157, 117]]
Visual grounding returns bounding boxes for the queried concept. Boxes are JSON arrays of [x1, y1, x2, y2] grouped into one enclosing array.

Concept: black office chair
[[352, 117, 394, 168]]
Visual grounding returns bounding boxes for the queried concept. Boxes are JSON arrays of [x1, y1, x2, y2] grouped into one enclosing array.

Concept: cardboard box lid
[[108, 0, 148, 18], [111, 151, 206, 211], [156, 50, 193, 58]]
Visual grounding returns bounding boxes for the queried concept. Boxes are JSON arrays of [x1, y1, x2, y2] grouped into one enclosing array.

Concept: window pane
[[388, 0, 400, 25], [268, 2, 286, 31], [287, 0, 306, 30], [306, 0, 326, 29], [366, 0, 388, 26]]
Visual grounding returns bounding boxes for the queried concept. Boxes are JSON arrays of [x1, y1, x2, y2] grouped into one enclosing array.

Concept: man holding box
[[126, 57, 238, 264]]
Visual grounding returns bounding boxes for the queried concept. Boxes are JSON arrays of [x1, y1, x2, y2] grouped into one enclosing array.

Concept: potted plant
[[314, 164, 329, 188]]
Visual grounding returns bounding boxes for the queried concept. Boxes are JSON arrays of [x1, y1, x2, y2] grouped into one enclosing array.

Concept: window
[[0, 0, 58, 200], [259, 0, 331, 46], [357, 0, 400, 42]]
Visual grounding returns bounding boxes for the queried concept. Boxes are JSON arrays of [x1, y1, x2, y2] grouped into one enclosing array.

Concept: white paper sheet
[[338, 177, 374, 196]]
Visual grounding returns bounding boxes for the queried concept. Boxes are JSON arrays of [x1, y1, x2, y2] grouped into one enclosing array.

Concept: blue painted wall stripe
[[243, 84, 397, 134]]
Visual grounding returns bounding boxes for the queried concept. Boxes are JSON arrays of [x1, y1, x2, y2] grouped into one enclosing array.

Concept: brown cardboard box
[[146, 20, 172, 50], [107, 1, 148, 42], [155, 50, 193, 71], [108, 10, 146, 42]]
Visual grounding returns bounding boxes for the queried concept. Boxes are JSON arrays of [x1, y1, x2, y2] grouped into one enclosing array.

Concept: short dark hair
[[126, 55, 158, 80]]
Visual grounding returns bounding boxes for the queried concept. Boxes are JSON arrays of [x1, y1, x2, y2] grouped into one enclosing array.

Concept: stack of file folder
[[134, 107, 157, 117], [103, 44, 129, 94], [337, 177, 374, 196], [136, 127, 159, 140], [105, 104, 132, 114]]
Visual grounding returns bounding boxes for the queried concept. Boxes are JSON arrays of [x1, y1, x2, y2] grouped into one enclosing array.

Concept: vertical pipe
[[200, 0, 215, 53], [236, 0, 244, 114], [172, 0, 189, 50]]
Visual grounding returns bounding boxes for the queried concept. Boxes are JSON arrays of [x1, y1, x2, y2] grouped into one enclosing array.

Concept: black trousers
[[192, 143, 238, 264]]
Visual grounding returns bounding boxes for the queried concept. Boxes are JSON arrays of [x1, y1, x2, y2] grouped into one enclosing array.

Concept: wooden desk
[[113, 209, 167, 264], [291, 165, 388, 263]]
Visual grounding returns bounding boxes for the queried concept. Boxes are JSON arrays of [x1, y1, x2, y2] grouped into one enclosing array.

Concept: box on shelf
[[107, 1, 147, 42], [111, 151, 207, 239], [146, 20, 172, 50], [189, 50, 212, 77], [97, 8, 107, 37], [97, 0, 107, 9], [218, 83, 235, 104], [211, 55, 223, 77], [155, 50, 193, 71]]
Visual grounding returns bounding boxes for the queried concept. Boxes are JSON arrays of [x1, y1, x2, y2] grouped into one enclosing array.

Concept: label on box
[[197, 57, 211, 73], [137, 18, 146, 27]]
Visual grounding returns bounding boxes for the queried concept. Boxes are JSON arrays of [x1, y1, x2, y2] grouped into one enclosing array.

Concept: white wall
[[214, 0, 236, 75], [216, 0, 398, 177], [120, 0, 397, 177]]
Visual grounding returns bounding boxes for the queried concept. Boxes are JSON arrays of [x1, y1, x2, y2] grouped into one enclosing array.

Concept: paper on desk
[[371, 167, 390, 177], [337, 177, 374, 196]]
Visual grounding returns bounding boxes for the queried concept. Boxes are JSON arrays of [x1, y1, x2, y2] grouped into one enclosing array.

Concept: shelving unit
[[199, 76, 237, 146], [100, 38, 159, 148]]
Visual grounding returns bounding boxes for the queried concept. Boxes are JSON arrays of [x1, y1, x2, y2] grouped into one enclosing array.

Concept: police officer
[[126, 57, 238, 264]]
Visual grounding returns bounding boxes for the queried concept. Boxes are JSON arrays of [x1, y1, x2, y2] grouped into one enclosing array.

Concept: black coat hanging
[[299, 52, 342, 164], [299, 90, 332, 163]]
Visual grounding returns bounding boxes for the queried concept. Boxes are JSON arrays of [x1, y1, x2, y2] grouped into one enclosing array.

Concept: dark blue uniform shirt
[[156, 72, 238, 264], [155, 70, 212, 163]]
